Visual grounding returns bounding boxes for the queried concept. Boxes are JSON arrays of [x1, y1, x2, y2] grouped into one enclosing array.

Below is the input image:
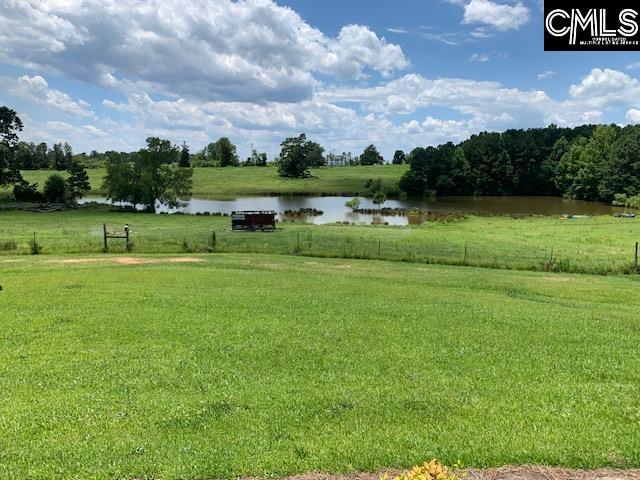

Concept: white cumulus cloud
[[569, 68, 640, 108], [3, 74, 93, 117], [0, 0, 407, 103], [626, 109, 640, 123], [462, 0, 529, 31]]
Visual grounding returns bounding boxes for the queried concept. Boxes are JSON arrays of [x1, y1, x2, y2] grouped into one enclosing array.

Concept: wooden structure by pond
[[231, 211, 276, 231]]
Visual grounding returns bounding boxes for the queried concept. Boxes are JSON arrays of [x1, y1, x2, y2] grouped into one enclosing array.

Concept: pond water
[[79, 195, 629, 225]]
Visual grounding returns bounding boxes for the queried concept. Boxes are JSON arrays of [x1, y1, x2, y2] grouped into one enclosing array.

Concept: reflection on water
[[79, 195, 628, 225]]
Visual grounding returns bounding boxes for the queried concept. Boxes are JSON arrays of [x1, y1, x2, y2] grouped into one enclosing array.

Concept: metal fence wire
[[1, 226, 638, 276]]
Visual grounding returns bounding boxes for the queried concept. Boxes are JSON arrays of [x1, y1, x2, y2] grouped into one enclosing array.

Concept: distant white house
[[325, 152, 352, 167]]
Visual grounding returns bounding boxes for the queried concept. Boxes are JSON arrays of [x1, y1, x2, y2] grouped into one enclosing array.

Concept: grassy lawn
[[15, 165, 408, 197], [0, 208, 638, 274], [0, 254, 639, 479]]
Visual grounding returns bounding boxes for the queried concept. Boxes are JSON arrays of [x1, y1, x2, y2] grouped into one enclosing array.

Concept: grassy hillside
[[0, 208, 638, 274], [15, 165, 408, 197], [1, 254, 639, 479]]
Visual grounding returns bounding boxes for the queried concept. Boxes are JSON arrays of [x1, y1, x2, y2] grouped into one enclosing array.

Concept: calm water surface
[[80, 195, 629, 225]]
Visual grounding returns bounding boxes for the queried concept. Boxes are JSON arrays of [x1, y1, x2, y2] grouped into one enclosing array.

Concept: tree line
[[399, 124, 640, 204]]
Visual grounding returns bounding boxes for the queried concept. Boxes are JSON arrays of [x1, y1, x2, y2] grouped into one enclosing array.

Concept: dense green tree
[[392, 150, 405, 165], [360, 144, 384, 165], [277, 134, 311, 178], [0, 106, 23, 147], [145, 137, 180, 164], [306, 141, 325, 167], [51, 143, 66, 170], [103, 137, 193, 212], [63, 142, 73, 168], [44, 174, 67, 203], [554, 137, 587, 196], [216, 137, 239, 167], [541, 137, 569, 195], [0, 106, 23, 187], [599, 127, 640, 200], [463, 133, 513, 195], [14, 141, 36, 169], [200, 137, 239, 167], [397, 124, 600, 199], [399, 147, 430, 196], [34, 142, 49, 169], [449, 147, 473, 194], [555, 125, 617, 201], [66, 161, 91, 201], [179, 142, 191, 168]]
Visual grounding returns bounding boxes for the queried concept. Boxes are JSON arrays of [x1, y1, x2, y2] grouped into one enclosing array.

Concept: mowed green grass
[[0, 254, 639, 479], [0, 208, 638, 274], [16, 165, 407, 197]]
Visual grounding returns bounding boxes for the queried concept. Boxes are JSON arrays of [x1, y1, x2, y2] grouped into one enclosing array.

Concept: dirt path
[[46, 256, 205, 265], [270, 468, 640, 480]]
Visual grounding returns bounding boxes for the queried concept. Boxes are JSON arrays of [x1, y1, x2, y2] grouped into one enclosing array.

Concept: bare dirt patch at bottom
[[544, 276, 572, 283], [266, 468, 640, 480], [465, 466, 640, 480], [47, 256, 205, 266], [169, 257, 205, 263], [49, 258, 106, 264]]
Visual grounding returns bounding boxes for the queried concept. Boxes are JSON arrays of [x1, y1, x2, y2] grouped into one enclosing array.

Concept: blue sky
[[1, 0, 639, 160]]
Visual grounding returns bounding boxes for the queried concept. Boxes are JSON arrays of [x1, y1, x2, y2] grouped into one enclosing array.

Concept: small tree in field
[[365, 178, 386, 210], [345, 197, 361, 211], [373, 190, 386, 211], [66, 161, 91, 202], [44, 174, 67, 203]]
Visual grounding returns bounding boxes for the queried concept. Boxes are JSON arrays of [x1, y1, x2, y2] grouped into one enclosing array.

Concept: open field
[[12, 165, 408, 197], [1, 254, 639, 479], [0, 208, 638, 274]]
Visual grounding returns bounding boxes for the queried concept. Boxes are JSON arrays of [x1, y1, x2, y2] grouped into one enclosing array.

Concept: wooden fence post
[[635, 241, 638, 269], [463, 244, 468, 265], [103, 223, 107, 251]]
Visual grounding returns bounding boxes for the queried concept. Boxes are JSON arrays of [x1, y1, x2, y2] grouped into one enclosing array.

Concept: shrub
[[181, 239, 193, 253], [13, 181, 44, 202], [345, 198, 361, 211], [0, 240, 17, 251], [29, 234, 43, 255], [44, 174, 67, 203], [612, 193, 640, 209]]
